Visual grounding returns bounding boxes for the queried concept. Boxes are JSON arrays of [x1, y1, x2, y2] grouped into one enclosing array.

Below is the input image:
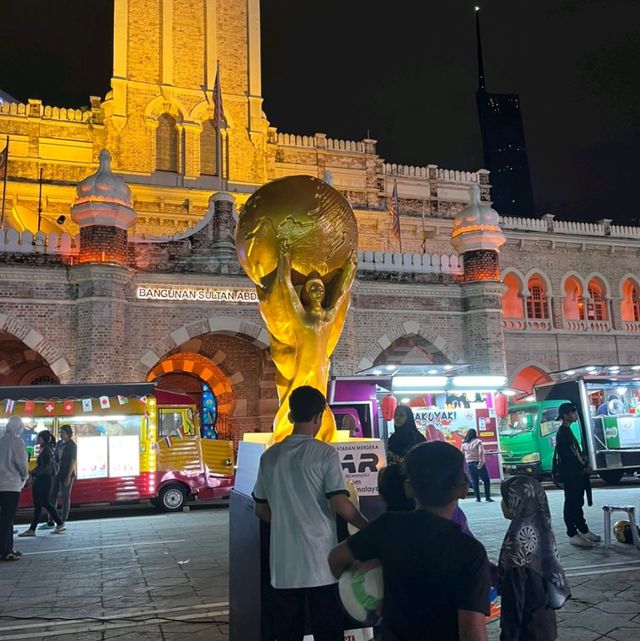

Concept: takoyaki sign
[[412, 407, 476, 446]]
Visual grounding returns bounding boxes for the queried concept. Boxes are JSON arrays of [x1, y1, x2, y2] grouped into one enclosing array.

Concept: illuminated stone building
[[1, 0, 639, 441]]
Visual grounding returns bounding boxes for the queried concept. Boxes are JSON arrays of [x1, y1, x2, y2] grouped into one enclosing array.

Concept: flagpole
[[215, 60, 223, 191], [0, 136, 8, 230]]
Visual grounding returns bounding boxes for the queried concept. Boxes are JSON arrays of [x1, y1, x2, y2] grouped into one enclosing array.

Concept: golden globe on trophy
[[235, 175, 359, 442]]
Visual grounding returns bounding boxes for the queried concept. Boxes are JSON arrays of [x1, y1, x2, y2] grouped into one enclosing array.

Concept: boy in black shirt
[[329, 441, 490, 641]]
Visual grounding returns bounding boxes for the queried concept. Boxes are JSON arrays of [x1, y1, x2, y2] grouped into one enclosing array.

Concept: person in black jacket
[[18, 430, 65, 537], [554, 403, 599, 548], [44, 424, 77, 528]]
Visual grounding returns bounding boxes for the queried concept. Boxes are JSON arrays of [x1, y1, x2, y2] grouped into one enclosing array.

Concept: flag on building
[[23, 400, 35, 415], [62, 400, 74, 415], [99, 395, 111, 409], [389, 178, 401, 241], [44, 402, 56, 415], [164, 435, 172, 449], [4, 399, 14, 413], [175, 426, 185, 439], [213, 61, 227, 129], [117, 395, 128, 405], [0, 136, 7, 181], [82, 398, 93, 412]]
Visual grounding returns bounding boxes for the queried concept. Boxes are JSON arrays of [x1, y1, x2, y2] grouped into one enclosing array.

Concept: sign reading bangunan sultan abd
[[136, 286, 258, 303]]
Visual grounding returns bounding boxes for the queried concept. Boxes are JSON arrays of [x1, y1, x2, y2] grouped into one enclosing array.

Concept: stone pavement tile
[[596, 601, 640, 614], [560, 608, 640, 636], [102, 626, 164, 639], [555, 627, 602, 641], [605, 628, 640, 641], [161, 622, 229, 641], [33, 634, 104, 641]]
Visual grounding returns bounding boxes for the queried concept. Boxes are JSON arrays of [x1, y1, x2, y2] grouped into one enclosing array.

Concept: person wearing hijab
[[0, 417, 29, 561], [498, 475, 571, 641], [18, 430, 65, 537], [387, 405, 425, 464]]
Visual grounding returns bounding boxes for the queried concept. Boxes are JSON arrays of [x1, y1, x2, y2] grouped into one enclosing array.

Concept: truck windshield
[[500, 408, 538, 436]]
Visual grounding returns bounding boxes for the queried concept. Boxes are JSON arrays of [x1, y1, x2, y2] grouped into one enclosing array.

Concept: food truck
[[329, 365, 509, 480], [499, 401, 583, 478], [0, 383, 234, 511], [532, 366, 640, 484]]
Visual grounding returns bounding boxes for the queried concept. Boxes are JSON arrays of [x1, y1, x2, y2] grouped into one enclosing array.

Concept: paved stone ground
[[0, 484, 639, 640]]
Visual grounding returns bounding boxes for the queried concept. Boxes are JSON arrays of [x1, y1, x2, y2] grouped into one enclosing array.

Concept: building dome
[[71, 149, 136, 230], [75, 149, 133, 209], [452, 183, 500, 235], [450, 182, 505, 255]]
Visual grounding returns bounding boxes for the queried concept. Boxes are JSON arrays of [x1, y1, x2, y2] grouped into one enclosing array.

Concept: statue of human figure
[[256, 239, 357, 442]]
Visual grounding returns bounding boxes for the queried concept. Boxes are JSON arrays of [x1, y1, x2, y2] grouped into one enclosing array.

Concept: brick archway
[[146, 352, 237, 419], [137, 316, 269, 379], [0, 313, 71, 381], [356, 320, 462, 371]]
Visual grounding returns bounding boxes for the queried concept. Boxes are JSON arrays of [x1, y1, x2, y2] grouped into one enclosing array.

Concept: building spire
[[475, 6, 486, 91]]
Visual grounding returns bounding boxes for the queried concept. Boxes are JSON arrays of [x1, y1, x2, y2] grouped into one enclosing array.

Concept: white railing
[[502, 318, 552, 331], [0, 229, 79, 255], [563, 319, 588, 332], [623, 321, 640, 332], [358, 250, 462, 275], [588, 319, 612, 332], [500, 216, 640, 240]]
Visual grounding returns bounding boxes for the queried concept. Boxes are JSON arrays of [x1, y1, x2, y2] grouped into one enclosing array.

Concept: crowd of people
[[0, 417, 77, 561], [253, 387, 598, 641]]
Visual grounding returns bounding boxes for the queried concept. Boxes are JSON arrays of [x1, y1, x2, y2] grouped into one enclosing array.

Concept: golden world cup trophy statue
[[236, 175, 358, 442]]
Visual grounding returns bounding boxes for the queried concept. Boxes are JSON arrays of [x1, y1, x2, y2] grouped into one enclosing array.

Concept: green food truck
[[501, 366, 640, 484], [500, 401, 582, 478]]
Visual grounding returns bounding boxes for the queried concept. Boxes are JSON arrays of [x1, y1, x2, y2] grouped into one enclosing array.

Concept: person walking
[[253, 386, 368, 641], [18, 430, 65, 537], [387, 405, 425, 464], [462, 428, 493, 502], [553, 403, 599, 548], [498, 475, 571, 641], [0, 417, 29, 561], [330, 441, 491, 641], [41, 424, 77, 530]]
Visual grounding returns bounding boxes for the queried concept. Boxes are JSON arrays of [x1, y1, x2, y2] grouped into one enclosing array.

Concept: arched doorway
[[147, 352, 234, 439], [511, 365, 551, 396], [373, 334, 452, 368], [0, 331, 60, 385]]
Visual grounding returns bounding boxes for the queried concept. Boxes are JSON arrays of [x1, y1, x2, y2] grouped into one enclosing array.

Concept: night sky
[[1, 0, 639, 222]]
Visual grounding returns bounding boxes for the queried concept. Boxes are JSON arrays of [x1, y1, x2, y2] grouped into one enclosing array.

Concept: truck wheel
[[598, 470, 624, 485], [158, 484, 187, 512]]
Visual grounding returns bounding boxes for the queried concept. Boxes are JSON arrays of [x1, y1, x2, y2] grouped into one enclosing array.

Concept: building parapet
[[0, 228, 79, 255], [499, 215, 640, 240], [358, 250, 462, 275], [0, 99, 90, 123], [276, 132, 366, 153]]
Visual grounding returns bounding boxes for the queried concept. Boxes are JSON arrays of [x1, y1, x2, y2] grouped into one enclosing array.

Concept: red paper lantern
[[381, 395, 398, 421], [494, 392, 508, 419]]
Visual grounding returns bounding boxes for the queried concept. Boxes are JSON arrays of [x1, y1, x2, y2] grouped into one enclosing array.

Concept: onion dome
[[450, 182, 505, 253], [71, 149, 136, 229]]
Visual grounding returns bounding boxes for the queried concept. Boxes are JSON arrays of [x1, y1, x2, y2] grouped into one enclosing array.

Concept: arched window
[[502, 273, 524, 319], [526, 276, 549, 319], [200, 119, 218, 176], [156, 114, 178, 172], [621, 280, 640, 323], [562, 276, 583, 321], [587, 279, 607, 321]]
